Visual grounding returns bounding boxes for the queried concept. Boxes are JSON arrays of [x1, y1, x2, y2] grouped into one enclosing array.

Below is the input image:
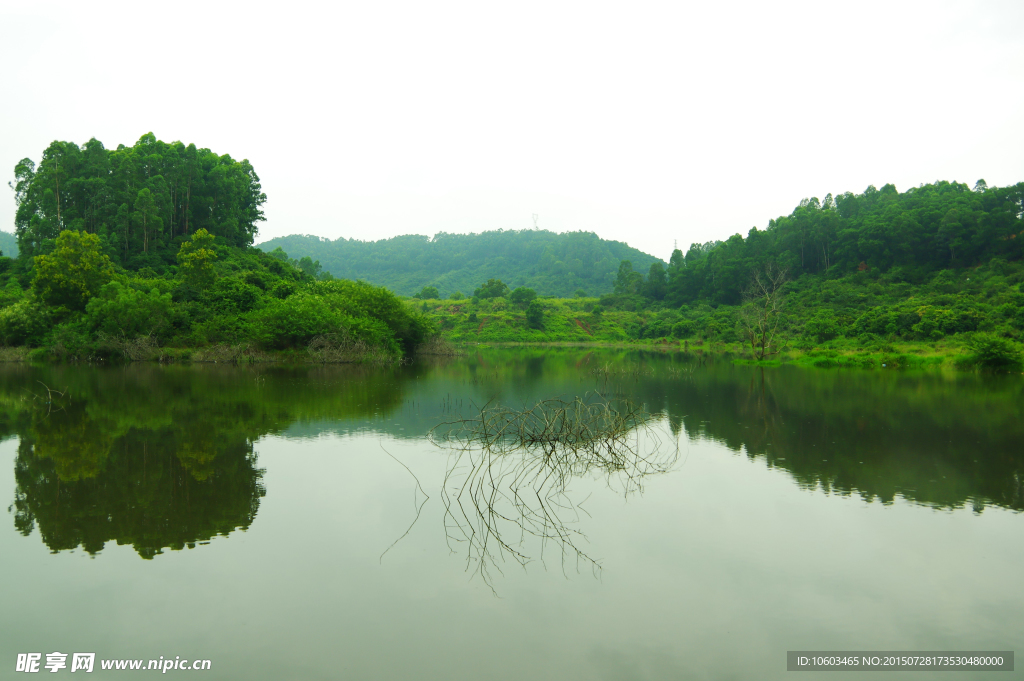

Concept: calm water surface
[[1, 349, 1021, 680]]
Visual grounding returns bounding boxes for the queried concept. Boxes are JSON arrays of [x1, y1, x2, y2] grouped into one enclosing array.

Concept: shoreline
[[444, 338, 1020, 373], [0, 338, 1018, 374]]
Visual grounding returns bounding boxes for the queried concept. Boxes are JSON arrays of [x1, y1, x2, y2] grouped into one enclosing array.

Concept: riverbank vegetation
[[5, 135, 1021, 371], [2, 134, 433, 363], [411, 180, 1024, 372], [7, 350, 1021, 561]]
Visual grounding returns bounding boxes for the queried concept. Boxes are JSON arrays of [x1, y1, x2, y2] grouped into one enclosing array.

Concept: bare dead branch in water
[[429, 393, 676, 591], [22, 381, 69, 416]]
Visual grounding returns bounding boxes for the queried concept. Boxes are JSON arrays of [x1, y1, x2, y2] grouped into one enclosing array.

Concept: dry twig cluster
[[306, 333, 396, 365], [191, 342, 270, 364], [415, 335, 465, 357], [97, 333, 159, 361]]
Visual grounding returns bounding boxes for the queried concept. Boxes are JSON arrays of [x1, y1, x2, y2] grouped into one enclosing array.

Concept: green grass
[[415, 296, 1022, 373]]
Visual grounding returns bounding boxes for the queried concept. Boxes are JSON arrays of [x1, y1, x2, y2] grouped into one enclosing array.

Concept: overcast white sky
[[1, 0, 1022, 259]]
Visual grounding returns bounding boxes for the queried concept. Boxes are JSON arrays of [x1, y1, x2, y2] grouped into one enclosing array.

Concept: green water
[[1, 349, 1021, 679]]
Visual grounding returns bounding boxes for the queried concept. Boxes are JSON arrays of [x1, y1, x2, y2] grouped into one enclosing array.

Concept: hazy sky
[[1, 0, 1022, 259]]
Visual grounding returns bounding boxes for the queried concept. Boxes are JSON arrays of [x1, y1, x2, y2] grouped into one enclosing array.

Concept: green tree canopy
[[508, 287, 537, 306], [296, 256, 323, 279], [614, 261, 643, 294], [665, 180, 1024, 307], [85, 283, 173, 338], [13, 133, 266, 268], [644, 263, 667, 300], [177, 228, 217, 289], [415, 285, 440, 299], [526, 300, 544, 329], [474, 278, 510, 299], [32, 230, 114, 310]]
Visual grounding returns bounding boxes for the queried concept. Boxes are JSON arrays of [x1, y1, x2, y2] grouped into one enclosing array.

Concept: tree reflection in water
[[10, 390, 266, 559], [4, 363, 409, 559], [6, 351, 1022, 566], [431, 394, 677, 590]]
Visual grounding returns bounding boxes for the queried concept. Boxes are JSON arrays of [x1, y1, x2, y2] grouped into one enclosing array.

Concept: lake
[[1, 349, 1021, 679]]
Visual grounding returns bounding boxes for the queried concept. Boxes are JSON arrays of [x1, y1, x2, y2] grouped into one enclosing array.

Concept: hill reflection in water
[[3, 351, 1021, 559]]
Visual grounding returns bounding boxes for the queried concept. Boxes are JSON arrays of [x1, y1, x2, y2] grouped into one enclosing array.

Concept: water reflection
[[2, 363, 415, 558], [3, 351, 1022, 562], [430, 394, 675, 588], [629, 360, 1024, 512], [413, 350, 1024, 513], [12, 422, 264, 559]]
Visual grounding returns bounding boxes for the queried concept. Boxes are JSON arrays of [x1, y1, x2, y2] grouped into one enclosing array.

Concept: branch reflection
[[431, 394, 676, 590]]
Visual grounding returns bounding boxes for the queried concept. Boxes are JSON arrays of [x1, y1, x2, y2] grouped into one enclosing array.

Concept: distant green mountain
[[257, 230, 666, 298], [0, 231, 17, 258]]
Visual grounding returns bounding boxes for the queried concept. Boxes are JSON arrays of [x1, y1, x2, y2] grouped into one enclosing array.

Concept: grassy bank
[[414, 295, 1022, 373], [0, 342, 404, 366]]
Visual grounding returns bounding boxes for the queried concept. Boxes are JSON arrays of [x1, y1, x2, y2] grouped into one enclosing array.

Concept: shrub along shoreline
[[409, 261, 1024, 374], [418, 337, 1020, 373], [2, 134, 438, 365], [4, 134, 1021, 372], [0, 230, 435, 365], [0, 229, 1017, 372]]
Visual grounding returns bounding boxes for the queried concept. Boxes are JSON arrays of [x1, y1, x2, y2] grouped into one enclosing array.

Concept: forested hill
[[664, 180, 1024, 306], [0, 232, 17, 258], [257, 230, 665, 298]]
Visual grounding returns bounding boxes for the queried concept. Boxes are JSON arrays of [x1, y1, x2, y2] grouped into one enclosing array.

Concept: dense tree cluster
[[666, 180, 1024, 306], [2, 135, 432, 360], [0, 227, 429, 359], [473, 278, 510, 299], [575, 181, 1024, 355], [10, 133, 266, 268]]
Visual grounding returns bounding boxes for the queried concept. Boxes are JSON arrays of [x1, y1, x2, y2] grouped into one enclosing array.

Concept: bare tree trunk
[[55, 167, 61, 230], [740, 262, 788, 361], [185, 172, 192, 235]]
